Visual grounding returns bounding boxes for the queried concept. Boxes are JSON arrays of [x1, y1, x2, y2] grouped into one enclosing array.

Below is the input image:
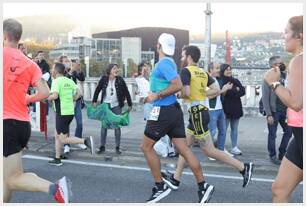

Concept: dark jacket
[[220, 76, 245, 119], [37, 59, 51, 87], [92, 75, 132, 108], [261, 72, 287, 116], [65, 70, 85, 84]]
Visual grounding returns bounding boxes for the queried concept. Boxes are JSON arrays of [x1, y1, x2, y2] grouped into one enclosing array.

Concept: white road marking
[[22, 154, 302, 185]]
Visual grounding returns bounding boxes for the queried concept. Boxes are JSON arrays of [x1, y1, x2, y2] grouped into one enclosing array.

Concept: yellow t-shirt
[[180, 66, 214, 103]]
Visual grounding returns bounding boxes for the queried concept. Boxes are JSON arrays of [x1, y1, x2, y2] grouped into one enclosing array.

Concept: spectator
[[219, 63, 245, 155], [92, 63, 132, 155], [262, 56, 292, 165], [207, 62, 234, 155], [36, 50, 52, 118]]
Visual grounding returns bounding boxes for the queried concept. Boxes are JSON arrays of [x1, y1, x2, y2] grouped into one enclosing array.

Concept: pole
[[85, 56, 89, 78], [204, 3, 212, 71]]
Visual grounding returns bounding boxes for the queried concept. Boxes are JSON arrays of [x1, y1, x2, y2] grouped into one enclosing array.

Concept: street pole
[[204, 3, 212, 71], [124, 58, 128, 77], [85, 56, 89, 78]]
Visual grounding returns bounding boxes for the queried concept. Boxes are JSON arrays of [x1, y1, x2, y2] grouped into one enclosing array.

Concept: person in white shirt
[[135, 62, 152, 120]]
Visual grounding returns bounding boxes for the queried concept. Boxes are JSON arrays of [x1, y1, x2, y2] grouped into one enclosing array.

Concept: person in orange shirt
[[3, 18, 70, 203], [265, 15, 303, 203]]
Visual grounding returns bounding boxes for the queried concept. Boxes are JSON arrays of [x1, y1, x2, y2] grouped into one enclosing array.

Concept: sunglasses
[[110, 88, 114, 96]]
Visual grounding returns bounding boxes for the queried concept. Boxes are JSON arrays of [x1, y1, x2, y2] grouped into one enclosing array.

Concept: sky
[[3, 2, 303, 34]]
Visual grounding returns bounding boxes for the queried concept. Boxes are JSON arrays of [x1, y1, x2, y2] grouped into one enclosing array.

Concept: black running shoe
[[146, 184, 171, 203], [161, 171, 180, 190], [48, 158, 63, 166], [241, 162, 254, 187], [198, 182, 215, 203], [84, 136, 95, 155]]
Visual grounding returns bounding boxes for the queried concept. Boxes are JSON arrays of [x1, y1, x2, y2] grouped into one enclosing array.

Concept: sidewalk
[[27, 108, 286, 175]]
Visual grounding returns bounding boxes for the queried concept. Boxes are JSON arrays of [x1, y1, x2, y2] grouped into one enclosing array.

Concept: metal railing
[[79, 78, 262, 116]]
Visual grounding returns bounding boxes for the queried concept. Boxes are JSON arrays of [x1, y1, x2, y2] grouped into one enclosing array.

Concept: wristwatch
[[270, 82, 281, 92]]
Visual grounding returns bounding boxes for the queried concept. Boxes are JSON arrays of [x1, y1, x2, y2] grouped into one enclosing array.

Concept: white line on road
[[22, 154, 302, 185]]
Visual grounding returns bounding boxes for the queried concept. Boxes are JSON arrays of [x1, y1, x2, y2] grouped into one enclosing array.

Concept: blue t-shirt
[[150, 57, 178, 106]]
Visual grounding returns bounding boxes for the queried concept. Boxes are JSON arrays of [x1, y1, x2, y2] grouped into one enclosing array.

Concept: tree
[[24, 40, 55, 65]]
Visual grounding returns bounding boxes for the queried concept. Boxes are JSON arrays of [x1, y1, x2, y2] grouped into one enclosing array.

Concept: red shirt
[[3, 47, 42, 121]]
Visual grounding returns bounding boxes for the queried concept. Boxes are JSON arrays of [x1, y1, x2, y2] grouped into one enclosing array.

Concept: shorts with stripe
[[186, 105, 210, 140]]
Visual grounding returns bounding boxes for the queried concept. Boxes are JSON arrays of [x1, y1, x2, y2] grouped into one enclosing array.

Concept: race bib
[[148, 106, 161, 121]]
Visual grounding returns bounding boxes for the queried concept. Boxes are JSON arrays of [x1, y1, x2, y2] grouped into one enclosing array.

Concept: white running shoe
[[54, 176, 71, 203], [76, 144, 87, 150], [208, 157, 216, 161], [231, 146, 242, 155], [64, 145, 70, 154]]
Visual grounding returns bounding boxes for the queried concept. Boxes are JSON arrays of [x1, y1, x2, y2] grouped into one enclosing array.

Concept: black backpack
[[259, 97, 266, 116]]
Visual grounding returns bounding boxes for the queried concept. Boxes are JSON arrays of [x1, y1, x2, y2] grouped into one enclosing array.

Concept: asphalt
[[26, 106, 289, 176], [10, 157, 303, 203]]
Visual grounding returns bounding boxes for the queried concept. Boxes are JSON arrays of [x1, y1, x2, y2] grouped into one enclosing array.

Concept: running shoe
[[75, 143, 87, 150], [84, 136, 95, 155], [198, 182, 215, 203], [161, 171, 180, 190], [230, 146, 242, 155], [241, 162, 254, 187], [64, 145, 70, 154], [146, 184, 171, 203], [48, 158, 63, 166], [54, 176, 71, 203]]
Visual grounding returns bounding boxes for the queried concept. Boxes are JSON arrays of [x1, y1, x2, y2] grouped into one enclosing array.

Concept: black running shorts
[[144, 102, 186, 142], [3, 119, 31, 157], [285, 127, 303, 169], [56, 114, 74, 135], [187, 105, 210, 140]]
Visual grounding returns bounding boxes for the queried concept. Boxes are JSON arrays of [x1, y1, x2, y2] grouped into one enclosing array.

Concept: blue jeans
[[208, 109, 226, 150], [267, 111, 292, 158], [225, 118, 240, 148], [74, 99, 83, 138]]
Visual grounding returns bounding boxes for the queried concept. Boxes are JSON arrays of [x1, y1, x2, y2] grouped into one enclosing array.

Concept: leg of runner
[[202, 135, 244, 170], [141, 136, 163, 182], [272, 157, 302, 202], [201, 135, 254, 187], [172, 138, 215, 203], [141, 135, 172, 203], [173, 133, 195, 181], [57, 134, 95, 155], [3, 151, 70, 203]]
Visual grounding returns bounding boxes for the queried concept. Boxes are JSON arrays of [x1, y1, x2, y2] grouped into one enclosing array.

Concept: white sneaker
[[224, 149, 234, 157], [208, 157, 216, 161], [230, 147, 242, 155], [76, 144, 87, 150], [64, 145, 70, 154], [54, 176, 71, 203]]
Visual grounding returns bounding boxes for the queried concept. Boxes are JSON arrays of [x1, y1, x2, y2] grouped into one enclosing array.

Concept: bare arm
[[47, 92, 58, 101], [206, 82, 220, 99], [274, 55, 303, 111], [180, 85, 190, 98], [26, 78, 50, 104]]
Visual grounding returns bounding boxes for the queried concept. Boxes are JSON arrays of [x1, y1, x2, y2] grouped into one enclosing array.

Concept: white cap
[[158, 33, 175, 56]]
